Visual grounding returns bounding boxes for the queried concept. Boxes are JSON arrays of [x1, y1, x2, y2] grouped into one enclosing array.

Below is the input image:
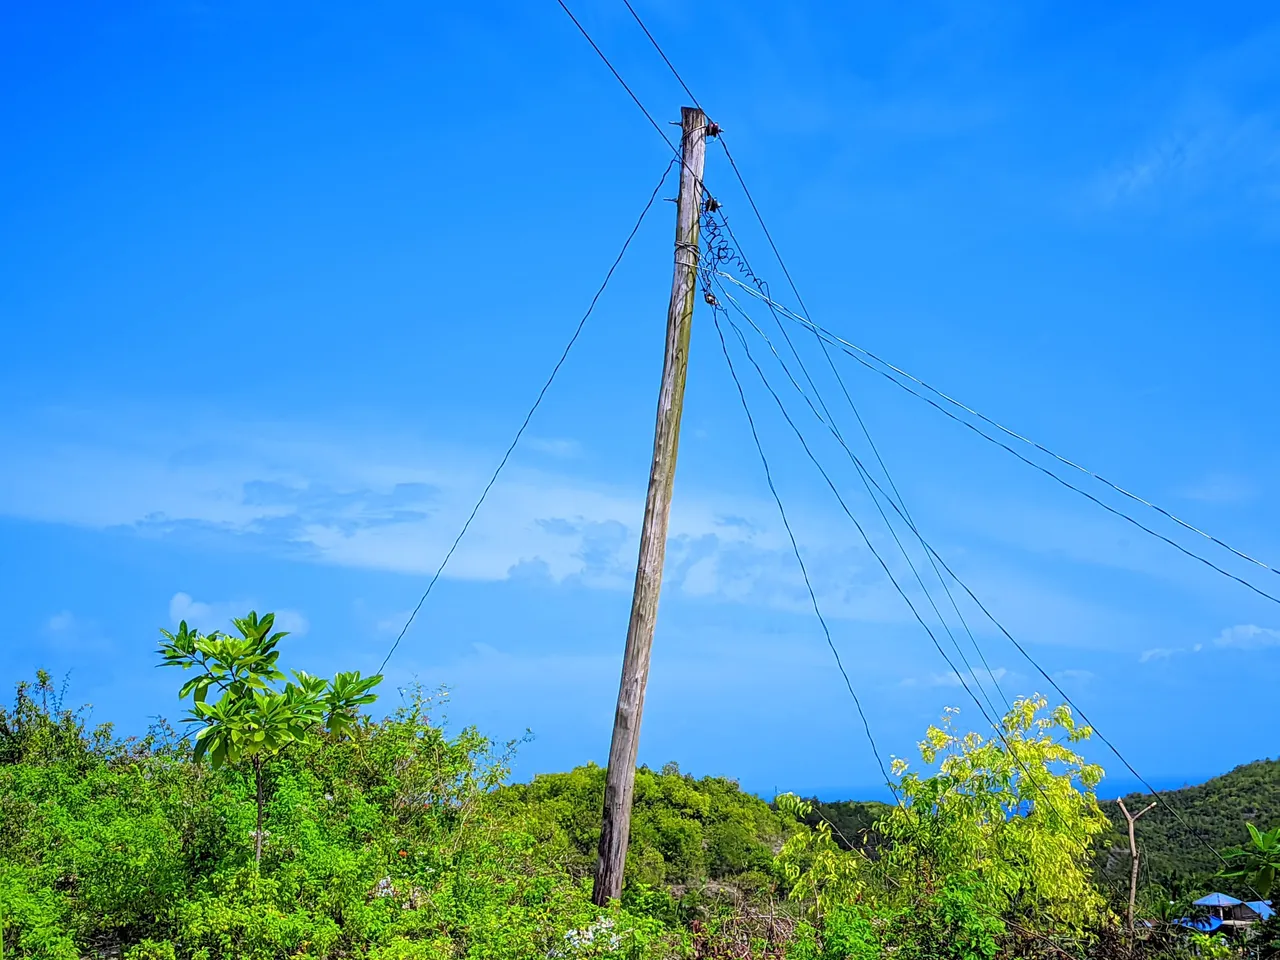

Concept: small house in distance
[[1177, 893, 1275, 933]]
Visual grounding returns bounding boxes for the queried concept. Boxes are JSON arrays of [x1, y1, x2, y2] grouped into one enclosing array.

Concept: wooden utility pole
[[593, 106, 709, 906], [1117, 798, 1157, 937]]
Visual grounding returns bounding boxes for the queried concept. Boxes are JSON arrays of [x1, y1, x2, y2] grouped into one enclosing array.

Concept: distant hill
[[1098, 758, 1280, 894], [492, 756, 1279, 896], [809, 758, 1280, 894], [800, 797, 892, 854]]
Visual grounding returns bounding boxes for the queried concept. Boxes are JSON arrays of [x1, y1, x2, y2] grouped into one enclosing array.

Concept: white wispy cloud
[[901, 667, 1009, 689], [46, 611, 77, 634], [1140, 642, 1205, 663], [1142, 622, 1280, 661], [40, 610, 113, 652], [1054, 668, 1095, 682], [1177, 473, 1257, 505], [0, 409, 933, 625], [1213, 624, 1280, 650], [1086, 28, 1280, 222], [1097, 104, 1280, 213]]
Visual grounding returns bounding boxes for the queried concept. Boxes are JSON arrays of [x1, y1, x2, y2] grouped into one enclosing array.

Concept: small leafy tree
[[1220, 821, 1280, 898], [878, 698, 1111, 935], [776, 696, 1112, 957], [158, 611, 381, 863]]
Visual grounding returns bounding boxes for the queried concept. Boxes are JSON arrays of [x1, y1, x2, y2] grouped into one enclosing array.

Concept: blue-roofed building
[[1244, 900, 1274, 922], [1193, 893, 1243, 908], [1173, 915, 1223, 933], [1178, 893, 1275, 934]]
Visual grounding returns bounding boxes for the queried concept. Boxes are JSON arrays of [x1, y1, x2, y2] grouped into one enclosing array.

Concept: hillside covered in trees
[[1097, 759, 1280, 893]]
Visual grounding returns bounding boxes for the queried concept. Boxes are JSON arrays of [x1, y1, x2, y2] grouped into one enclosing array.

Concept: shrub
[[0, 672, 677, 959]]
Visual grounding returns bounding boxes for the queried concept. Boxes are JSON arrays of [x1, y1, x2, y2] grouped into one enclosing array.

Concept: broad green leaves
[[158, 611, 382, 771], [158, 610, 382, 863], [1220, 821, 1280, 898], [158, 613, 287, 707], [324, 671, 384, 740]]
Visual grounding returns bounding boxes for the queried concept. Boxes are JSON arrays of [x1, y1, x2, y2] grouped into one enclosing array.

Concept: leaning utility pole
[[1117, 797, 1157, 937], [593, 106, 709, 906]]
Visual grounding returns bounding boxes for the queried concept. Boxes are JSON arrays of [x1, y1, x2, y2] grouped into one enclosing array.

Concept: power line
[[713, 304, 1117, 864], [614, 0, 1105, 858], [711, 277, 1007, 722], [833, 327, 1280, 584], [703, 217, 1010, 717], [717, 273, 1280, 609], [375, 157, 677, 676], [713, 274, 1260, 893], [553, 0, 679, 158], [717, 302, 1011, 779], [710, 308, 898, 801], [571, 0, 1255, 898], [705, 210, 1012, 713], [553, 0, 712, 200], [620, 0, 702, 111], [711, 219, 1090, 856]]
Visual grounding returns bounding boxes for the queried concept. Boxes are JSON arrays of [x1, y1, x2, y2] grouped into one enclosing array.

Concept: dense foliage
[[0, 672, 677, 959], [773, 697, 1119, 959], [0, 613, 1273, 959], [493, 761, 791, 891]]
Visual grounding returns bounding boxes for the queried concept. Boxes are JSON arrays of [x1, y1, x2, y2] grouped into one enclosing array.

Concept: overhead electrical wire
[[710, 310, 898, 802], [712, 302, 1116, 860], [711, 275, 1008, 722], [713, 270, 1263, 889], [716, 273, 1280, 610], [567, 0, 920, 808], [553, 0, 679, 158], [702, 208, 1012, 712], [714, 303, 1147, 913], [620, 0, 702, 111], [816, 317, 1280, 583], [612, 0, 1190, 890], [553, 0, 713, 201], [561, 0, 1257, 898], [702, 213, 1010, 716], [715, 295, 1013, 779], [712, 233, 1085, 857], [375, 157, 677, 675]]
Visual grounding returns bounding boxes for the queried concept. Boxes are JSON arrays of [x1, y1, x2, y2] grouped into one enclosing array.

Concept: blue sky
[[2, 0, 1278, 800]]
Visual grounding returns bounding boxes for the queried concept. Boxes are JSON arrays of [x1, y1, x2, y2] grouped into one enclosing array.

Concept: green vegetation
[[773, 697, 1114, 957], [157, 612, 383, 863], [794, 800, 889, 857], [1222, 823, 1280, 898], [0, 668, 675, 960], [0, 610, 1276, 959], [1099, 759, 1280, 893], [493, 761, 790, 891]]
